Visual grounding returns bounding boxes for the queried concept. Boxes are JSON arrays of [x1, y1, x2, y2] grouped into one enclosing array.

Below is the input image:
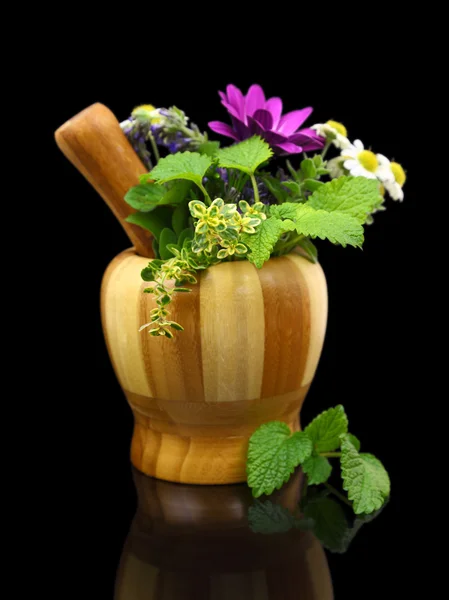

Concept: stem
[[321, 141, 331, 159], [320, 452, 341, 458], [286, 159, 299, 181], [148, 131, 160, 163], [198, 182, 211, 205], [324, 483, 352, 507], [250, 173, 260, 204], [277, 233, 305, 255]]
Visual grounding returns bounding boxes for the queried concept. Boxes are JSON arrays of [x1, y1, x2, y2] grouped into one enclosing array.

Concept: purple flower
[[208, 84, 325, 155]]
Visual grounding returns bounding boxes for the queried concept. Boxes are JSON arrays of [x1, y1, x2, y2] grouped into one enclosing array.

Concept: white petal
[[353, 139, 364, 150]]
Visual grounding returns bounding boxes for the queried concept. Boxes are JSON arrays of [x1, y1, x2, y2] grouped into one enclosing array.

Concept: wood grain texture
[[114, 469, 333, 599], [101, 249, 328, 484], [55, 103, 154, 257]]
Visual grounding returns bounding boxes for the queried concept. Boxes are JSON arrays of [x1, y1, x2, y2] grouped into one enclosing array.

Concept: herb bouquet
[[57, 84, 404, 501]]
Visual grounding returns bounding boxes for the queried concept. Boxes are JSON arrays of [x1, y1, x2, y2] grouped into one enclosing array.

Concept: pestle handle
[[55, 103, 154, 258]]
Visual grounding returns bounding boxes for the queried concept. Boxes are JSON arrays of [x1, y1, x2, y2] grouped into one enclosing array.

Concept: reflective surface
[[114, 468, 388, 599]]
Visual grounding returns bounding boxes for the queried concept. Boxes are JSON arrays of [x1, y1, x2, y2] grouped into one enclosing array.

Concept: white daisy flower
[[376, 156, 406, 202], [342, 140, 382, 180], [312, 120, 351, 149], [326, 157, 345, 178]]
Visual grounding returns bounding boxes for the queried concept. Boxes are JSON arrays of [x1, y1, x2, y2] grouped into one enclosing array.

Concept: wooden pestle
[[55, 103, 154, 258]]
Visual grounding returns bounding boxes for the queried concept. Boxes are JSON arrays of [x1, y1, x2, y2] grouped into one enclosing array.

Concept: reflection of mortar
[[114, 468, 333, 599], [56, 103, 328, 485]]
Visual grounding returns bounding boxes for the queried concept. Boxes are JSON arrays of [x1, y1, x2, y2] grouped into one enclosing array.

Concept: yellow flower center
[[391, 162, 406, 186], [138, 104, 156, 112], [357, 150, 378, 172], [327, 120, 347, 137]]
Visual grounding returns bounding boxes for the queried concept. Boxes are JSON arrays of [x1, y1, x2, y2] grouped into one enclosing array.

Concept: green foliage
[[159, 228, 178, 260], [302, 494, 349, 551], [295, 237, 318, 263], [242, 218, 296, 268], [340, 435, 390, 514], [246, 406, 389, 515], [248, 500, 300, 534], [124, 183, 166, 212], [271, 202, 364, 248], [216, 136, 273, 175], [149, 151, 212, 191], [172, 204, 189, 236], [347, 433, 361, 451], [302, 455, 332, 485], [125, 207, 172, 241], [304, 405, 348, 453], [247, 422, 313, 497], [261, 174, 290, 203], [308, 176, 382, 224], [198, 141, 220, 156]]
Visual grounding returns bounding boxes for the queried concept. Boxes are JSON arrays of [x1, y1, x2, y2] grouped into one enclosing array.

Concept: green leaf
[[149, 151, 212, 188], [302, 455, 332, 485], [303, 495, 349, 552], [161, 180, 192, 205], [125, 209, 171, 241], [281, 181, 302, 197], [124, 183, 166, 212], [241, 218, 296, 269], [347, 433, 361, 451], [159, 228, 178, 260], [248, 500, 298, 534], [308, 176, 382, 224], [216, 136, 273, 175], [303, 179, 324, 192], [247, 422, 313, 497], [172, 204, 188, 236], [271, 202, 364, 248], [340, 435, 390, 514], [300, 158, 317, 179], [178, 227, 194, 248], [141, 267, 155, 282], [198, 141, 220, 156], [304, 405, 348, 453], [295, 238, 318, 263], [261, 175, 290, 203], [152, 238, 160, 258]]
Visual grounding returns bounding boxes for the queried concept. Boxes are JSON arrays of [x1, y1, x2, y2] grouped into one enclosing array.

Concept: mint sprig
[[246, 406, 390, 515]]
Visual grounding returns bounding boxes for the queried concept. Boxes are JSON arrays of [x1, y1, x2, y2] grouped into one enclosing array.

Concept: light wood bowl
[[101, 249, 328, 484]]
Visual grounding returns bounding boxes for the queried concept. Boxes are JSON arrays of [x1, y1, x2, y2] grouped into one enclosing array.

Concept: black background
[[42, 37, 418, 598]]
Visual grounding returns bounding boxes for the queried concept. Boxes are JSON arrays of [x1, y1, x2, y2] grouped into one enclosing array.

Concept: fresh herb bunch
[[246, 405, 390, 515], [122, 84, 406, 336]]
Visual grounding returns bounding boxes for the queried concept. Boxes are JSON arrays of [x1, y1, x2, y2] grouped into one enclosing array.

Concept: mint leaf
[[241, 217, 296, 268], [308, 176, 381, 224], [248, 500, 298, 534], [216, 136, 273, 175], [347, 433, 361, 451], [271, 202, 363, 248], [124, 183, 166, 212], [198, 141, 220, 156], [295, 238, 318, 263], [340, 435, 390, 514], [126, 206, 172, 241], [172, 204, 188, 236], [302, 455, 332, 485], [159, 228, 178, 260], [161, 180, 192, 205], [304, 405, 348, 453], [149, 151, 212, 187], [303, 495, 349, 553], [247, 422, 313, 498]]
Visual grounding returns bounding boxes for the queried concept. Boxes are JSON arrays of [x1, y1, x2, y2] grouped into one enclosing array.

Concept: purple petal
[[245, 84, 266, 117], [289, 130, 325, 151], [261, 129, 288, 145], [221, 101, 242, 121], [264, 97, 283, 128], [277, 108, 313, 135], [231, 116, 250, 140], [226, 84, 245, 118], [208, 121, 239, 140], [247, 115, 265, 136], [274, 141, 303, 155], [252, 109, 273, 131], [218, 90, 227, 103]]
